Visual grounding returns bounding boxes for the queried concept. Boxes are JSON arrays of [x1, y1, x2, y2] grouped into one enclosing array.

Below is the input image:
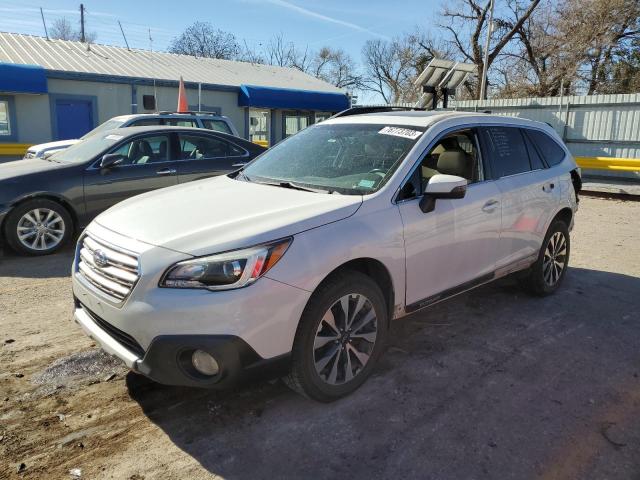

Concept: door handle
[[482, 199, 499, 212], [232, 162, 248, 168], [156, 168, 176, 175]]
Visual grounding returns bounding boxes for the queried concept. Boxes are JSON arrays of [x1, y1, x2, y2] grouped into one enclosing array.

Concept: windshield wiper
[[257, 180, 334, 194]]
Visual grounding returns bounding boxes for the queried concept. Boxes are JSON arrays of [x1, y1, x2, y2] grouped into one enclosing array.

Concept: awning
[[238, 84, 349, 111], [0, 63, 48, 94]]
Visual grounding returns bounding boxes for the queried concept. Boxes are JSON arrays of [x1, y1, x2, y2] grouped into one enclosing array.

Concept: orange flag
[[177, 76, 188, 113]]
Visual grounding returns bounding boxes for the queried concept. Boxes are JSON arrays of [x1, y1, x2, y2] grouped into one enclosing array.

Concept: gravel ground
[[0, 196, 639, 480]]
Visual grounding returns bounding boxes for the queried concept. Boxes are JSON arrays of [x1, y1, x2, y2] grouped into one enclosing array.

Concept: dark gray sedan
[[0, 126, 266, 255]]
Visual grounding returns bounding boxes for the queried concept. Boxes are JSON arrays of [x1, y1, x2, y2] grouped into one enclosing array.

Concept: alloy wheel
[[16, 208, 66, 251], [543, 231, 567, 286], [313, 293, 378, 385]]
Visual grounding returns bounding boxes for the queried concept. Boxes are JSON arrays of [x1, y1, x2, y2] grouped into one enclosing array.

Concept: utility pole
[[479, 0, 494, 100], [80, 3, 86, 43], [40, 7, 49, 40]]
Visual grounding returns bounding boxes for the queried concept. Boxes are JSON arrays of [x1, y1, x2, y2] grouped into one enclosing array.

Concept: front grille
[[80, 302, 145, 357], [77, 233, 140, 302]]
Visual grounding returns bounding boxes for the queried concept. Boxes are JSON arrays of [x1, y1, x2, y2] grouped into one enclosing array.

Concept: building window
[[0, 100, 11, 136], [249, 109, 270, 147], [284, 111, 312, 138]]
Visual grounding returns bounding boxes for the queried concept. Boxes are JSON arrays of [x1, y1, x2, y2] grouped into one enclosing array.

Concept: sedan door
[[83, 133, 178, 220], [176, 132, 249, 183], [398, 129, 502, 310]]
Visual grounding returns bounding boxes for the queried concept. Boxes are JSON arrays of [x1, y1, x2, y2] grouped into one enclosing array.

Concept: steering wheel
[[368, 168, 386, 177]]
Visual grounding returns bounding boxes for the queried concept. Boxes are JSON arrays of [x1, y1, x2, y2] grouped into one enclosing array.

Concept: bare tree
[[49, 17, 97, 43], [311, 47, 363, 89], [263, 33, 312, 71], [440, 0, 541, 99], [169, 22, 239, 59]]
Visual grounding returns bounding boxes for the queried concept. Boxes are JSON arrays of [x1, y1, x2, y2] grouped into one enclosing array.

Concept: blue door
[[55, 99, 93, 139]]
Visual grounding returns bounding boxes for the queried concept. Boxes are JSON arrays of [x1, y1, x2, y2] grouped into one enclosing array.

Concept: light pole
[[479, 0, 495, 100]]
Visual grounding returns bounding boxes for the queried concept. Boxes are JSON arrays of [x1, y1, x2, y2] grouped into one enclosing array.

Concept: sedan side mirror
[[100, 153, 125, 169], [419, 174, 468, 213]]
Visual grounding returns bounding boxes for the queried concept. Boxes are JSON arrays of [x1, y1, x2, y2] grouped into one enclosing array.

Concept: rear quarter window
[[526, 129, 566, 166]]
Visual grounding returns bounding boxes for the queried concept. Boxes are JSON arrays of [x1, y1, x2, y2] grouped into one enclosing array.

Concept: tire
[[285, 270, 389, 402], [520, 219, 570, 296], [3, 198, 73, 256]]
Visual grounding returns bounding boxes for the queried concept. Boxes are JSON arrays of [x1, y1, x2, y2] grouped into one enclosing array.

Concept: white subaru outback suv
[[72, 110, 580, 402]]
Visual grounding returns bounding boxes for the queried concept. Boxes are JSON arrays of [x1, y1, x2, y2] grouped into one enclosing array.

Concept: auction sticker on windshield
[[378, 126, 422, 140]]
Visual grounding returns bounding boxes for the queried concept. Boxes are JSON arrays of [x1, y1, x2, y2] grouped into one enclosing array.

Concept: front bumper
[[74, 301, 290, 388]]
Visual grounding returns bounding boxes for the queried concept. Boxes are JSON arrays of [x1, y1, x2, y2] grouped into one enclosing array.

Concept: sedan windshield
[[52, 132, 125, 164], [242, 123, 424, 194], [80, 118, 126, 139]]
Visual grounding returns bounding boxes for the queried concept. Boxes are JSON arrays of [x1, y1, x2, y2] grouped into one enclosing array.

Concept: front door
[[398, 129, 502, 309], [83, 133, 178, 220], [55, 99, 93, 139]]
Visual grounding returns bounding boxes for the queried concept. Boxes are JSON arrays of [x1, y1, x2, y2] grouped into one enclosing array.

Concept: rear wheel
[[4, 199, 73, 255], [285, 271, 388, 402], [520, 220, 570, 296]]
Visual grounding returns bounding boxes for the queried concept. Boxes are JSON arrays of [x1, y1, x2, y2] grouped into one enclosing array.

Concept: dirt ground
[[1, 196, 639, 480]]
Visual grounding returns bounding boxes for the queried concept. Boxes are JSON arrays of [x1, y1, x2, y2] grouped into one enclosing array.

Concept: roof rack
[[331, 106, 428, 118], [156, 111, 222, 116]]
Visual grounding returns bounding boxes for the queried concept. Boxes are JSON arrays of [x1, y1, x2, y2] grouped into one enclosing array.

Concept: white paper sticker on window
[[378, 126, 422, 140], [105, 134, 124, 141]]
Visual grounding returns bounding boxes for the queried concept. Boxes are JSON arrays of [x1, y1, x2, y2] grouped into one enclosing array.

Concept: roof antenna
[[118, 21, 130, 50], [40, 7, 49, 40]]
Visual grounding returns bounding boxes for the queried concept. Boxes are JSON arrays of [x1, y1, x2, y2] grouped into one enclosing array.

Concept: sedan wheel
[[16, 208, 66, 251], [313, 293, 378, 385]]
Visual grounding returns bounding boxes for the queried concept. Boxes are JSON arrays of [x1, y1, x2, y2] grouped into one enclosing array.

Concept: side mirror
[[419, 174, 468, 213], [100, 153, 125, 169]]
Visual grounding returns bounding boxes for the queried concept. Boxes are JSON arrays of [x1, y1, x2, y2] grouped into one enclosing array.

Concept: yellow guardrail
[[575, 156, 640, 172], [0, 143, 31, 156]]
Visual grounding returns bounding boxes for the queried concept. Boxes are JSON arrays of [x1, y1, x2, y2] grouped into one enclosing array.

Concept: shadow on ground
[[126, 267, 640, 479], [0, 243, 75, 278]]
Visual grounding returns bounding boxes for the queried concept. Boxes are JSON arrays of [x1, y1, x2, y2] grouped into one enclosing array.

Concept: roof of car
[[97, 125, 252, 143], [111, 112, 227, 121]]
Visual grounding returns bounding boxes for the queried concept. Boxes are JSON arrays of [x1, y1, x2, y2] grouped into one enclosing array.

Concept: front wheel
[[285, 271, 388, 402], [520, 220, 570, 296]]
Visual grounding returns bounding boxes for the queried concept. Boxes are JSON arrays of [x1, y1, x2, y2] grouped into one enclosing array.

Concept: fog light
[[191, 350, 219, 376]]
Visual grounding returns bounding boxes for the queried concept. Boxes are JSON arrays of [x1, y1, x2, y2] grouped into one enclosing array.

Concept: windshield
[[53, 132, 126, 164], [80, 118, 126, 139], [242, 123, 424, 195]]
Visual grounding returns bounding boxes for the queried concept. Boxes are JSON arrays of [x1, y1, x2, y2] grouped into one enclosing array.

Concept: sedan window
[[179, 134, 229, 160], [109, 135, 170, 165]]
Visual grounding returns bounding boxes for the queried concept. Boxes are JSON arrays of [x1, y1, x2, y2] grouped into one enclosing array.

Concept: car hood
[[0, 158, 69, 181], [95, 175, 363, 256], [27, 139, 80, 153]]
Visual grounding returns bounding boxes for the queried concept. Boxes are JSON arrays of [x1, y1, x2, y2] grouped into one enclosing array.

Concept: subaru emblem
[[93, 249, 109, 268]]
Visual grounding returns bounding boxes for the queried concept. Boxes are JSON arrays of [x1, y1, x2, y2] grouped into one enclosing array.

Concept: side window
[[418, 130, 482, 190], [521, 129, 545, 170], [179, 134, 229, 160], [201, 119, 232, 134], [128, 118, 163, 127], [480, 127, 531, 178], [526, 129, 566, 166], [229, 143, 247, 156], [109, 135, 169, 165], [165, 119, 197, 128]]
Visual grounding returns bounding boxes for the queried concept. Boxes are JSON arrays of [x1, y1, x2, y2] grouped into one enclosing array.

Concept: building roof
[[0, 32, 342, 93]]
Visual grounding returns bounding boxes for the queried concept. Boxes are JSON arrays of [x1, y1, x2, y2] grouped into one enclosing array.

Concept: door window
[[109, 135, 170, 165], [480, 127, 531, 178], [525, 129, 566, 166], [165, 119, 197, 127], [521, 129, 546, 170], [128, 118, 163, 127], [179, 134, 229, 160], [249, 109, 270, 147], [201, 119, 232, 134]]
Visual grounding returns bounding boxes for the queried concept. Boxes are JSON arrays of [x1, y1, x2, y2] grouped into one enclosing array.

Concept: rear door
[[478, 126, 557, 268], [176, 132, 249, 183], [83, 133, 178, 219]]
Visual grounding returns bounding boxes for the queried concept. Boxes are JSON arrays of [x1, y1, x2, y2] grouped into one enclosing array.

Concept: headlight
[[160, 238, 292, 291]]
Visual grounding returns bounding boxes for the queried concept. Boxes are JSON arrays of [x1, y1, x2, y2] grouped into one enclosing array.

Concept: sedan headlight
[[160, 238, 292, 291]]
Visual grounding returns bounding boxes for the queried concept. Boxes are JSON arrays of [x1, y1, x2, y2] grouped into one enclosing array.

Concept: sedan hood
[[95, 175, 362, 256], [0, 158, 69, 181]]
